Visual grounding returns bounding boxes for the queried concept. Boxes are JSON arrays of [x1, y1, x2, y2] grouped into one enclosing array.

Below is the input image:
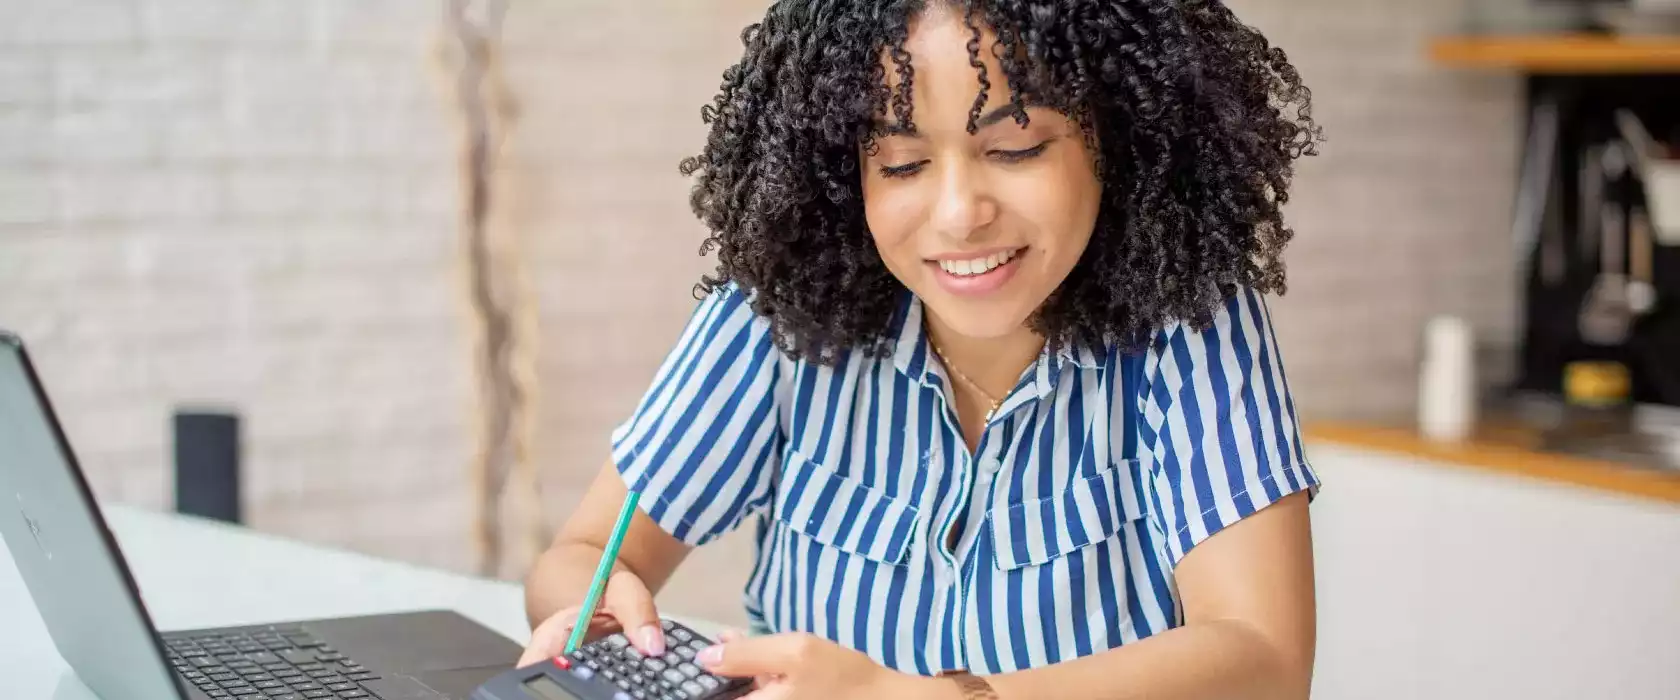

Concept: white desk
[[1, 505, 719, 700]]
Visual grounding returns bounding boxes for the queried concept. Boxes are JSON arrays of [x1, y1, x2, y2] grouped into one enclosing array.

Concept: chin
[[918, 296, 1036, 340]]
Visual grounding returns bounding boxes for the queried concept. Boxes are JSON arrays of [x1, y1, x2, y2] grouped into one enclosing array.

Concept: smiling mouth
[[932, 247, 1025, 277]]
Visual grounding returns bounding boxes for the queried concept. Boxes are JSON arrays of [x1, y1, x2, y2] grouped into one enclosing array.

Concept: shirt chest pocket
[[987, 458, 1150, 570], [771, 449, 923, 566]]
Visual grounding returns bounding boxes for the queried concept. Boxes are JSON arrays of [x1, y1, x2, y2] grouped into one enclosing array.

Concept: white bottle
[[1418, 316, 1477, 443]]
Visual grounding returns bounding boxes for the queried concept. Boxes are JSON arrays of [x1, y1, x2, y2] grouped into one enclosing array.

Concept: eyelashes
[[876, 139, 1054, 179]]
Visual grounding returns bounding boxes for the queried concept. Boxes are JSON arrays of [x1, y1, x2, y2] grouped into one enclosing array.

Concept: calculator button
[[623, 646, 646, 660], [613, 693, 631, 700], [605, 635, 630, 649], [603, 668, 620, 682], [675, 646, 696, 660], [681, 680, 706, 696], [645, 658, 667, 672], [669, 628, 693, 643], [677, 662, 701, 678], [660, 620, 675, 631], [573, 666, 595, 680], [697, 675, 720, 690], [662, 669, 686, 685], [631, 690, 649, 700]]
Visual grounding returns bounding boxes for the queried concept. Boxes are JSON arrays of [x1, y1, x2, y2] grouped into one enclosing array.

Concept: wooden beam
[[1429, 35, 1680, 74]]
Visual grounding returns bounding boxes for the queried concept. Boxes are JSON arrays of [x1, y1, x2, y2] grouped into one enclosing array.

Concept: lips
[[927, 246, 1027, 297], [935, 247, 1021, 276]]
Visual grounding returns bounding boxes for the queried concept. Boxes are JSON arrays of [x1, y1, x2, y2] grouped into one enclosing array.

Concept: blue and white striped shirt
[[611, 284, 1319, 675]]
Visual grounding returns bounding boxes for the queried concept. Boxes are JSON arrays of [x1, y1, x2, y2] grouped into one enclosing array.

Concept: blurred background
[[1, 0, 1676, 697]]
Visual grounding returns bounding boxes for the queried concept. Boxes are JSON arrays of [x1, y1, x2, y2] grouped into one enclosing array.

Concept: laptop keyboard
[[164, 625, 381, 700]]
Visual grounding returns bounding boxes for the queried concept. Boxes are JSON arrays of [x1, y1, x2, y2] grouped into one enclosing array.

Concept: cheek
[[1015, 165, 1101, 255], [863, 185, 927, 259]]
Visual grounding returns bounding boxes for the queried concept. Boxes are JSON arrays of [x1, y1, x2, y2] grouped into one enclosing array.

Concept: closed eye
[[879, 161, 927, 179], [989, 140, 1051, 163]]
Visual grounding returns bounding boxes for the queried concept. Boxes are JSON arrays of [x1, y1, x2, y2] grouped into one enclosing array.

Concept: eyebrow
[[872, 102, 1032, 138]]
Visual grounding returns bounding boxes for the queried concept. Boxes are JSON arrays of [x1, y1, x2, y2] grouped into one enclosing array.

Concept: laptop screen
[[0, 338, 187, 700]]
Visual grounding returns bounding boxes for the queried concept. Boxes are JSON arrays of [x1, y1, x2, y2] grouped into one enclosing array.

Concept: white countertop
[[2, 504, 717, 700]]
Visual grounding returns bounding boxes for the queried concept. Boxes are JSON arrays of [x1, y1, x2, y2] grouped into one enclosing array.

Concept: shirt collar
[[889, 292, 1106, 390]]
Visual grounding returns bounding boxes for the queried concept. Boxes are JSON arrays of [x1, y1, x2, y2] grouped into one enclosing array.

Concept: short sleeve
[[610, 284, 783, 546], [1138, 286, 1320, 565]]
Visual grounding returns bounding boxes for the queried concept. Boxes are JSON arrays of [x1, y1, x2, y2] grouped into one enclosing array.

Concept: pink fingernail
[[697, 645, 723, 667], [640, 625, 666, 656]]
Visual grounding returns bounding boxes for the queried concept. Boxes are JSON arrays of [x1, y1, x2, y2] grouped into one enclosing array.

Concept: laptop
[[0, 330, 524, 700]]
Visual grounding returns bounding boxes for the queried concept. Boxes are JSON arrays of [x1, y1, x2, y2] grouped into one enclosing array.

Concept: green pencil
[[562, 489, 642, 655]]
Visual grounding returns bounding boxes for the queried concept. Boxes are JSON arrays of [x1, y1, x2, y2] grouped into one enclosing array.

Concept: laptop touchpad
[[360, 675, 448, 700], [415, 666, 513, 698], [312, 612, 521, 673]]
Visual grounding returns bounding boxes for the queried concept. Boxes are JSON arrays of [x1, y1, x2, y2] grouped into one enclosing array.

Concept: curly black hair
[[678, 0, 1321, 363]]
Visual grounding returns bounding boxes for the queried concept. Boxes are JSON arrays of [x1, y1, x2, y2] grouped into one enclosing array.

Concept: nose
[[929, 162, 997, 241]]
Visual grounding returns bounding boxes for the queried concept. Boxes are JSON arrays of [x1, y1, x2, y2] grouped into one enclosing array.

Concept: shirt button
[[980, 457, 1002, 474]]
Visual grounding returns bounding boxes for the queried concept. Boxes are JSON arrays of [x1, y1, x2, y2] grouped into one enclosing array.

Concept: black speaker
[[173, 410, 242, 524]]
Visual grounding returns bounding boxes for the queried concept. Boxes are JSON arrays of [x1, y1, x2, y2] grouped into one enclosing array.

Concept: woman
[[522, 0, 1323, 697]]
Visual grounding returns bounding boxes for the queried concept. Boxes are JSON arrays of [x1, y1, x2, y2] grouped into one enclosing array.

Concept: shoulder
[[1142, 286, 1283, 375], [678, 282, 782, 355]]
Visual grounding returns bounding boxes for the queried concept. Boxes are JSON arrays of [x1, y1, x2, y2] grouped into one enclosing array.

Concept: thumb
[[602, 569, 665, 655], [698, 633, 814, 680]]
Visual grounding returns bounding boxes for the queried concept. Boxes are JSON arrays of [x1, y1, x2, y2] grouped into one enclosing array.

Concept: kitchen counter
[[1304, 419, 1680, 506]]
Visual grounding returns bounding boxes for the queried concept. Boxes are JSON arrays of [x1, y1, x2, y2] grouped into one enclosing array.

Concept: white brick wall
[[0, 0, 1524, 623]]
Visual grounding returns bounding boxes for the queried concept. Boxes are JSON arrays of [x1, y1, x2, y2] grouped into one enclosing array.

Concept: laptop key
[[229, 689, 259, 696], [302, 691, 332, 699], [325, 682, 356, 692], [290, 681, 323, 691], [336, 692, 368, 699], [269, 695, 300, 700], [278, 649, 318, 665], [345, 672, 378, 681]]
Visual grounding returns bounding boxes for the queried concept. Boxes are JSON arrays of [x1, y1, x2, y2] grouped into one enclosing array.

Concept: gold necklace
[[931, 341, 1002, 423]]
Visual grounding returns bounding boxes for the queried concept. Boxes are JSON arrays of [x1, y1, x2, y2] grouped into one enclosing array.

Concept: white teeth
[[938, 248, 1018, 277]]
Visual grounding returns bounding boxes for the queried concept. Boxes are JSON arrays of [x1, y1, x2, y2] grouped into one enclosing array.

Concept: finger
[[741, 684, 793, 700], [602, 570, 665, 655], [518, 609, 576, 668], [698, 633, 814, 679], [711, 630, 777, 689], [518, 607, 613, 666]]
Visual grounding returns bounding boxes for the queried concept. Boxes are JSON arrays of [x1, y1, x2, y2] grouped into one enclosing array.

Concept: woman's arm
[[522, 459, 692, 628], [703, 491, 1315, 700], [974, 490, 1316, 700]]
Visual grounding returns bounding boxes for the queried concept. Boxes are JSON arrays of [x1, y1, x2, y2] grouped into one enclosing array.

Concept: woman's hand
[[517, 569, 666, 667], [697, 631, 947, 700]]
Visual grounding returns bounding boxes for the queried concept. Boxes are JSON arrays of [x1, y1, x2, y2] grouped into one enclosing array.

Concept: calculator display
[[522, 674, 579, 700]]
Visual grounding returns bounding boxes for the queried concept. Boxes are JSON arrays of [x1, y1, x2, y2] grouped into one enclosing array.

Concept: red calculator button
[[552, 656, 571, 669]]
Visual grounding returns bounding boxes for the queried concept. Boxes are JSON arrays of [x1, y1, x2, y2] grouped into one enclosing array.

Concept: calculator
[[470, 619, 753, 700]]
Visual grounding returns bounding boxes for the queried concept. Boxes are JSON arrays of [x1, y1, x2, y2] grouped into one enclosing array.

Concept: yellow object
[[1563, 361, 1631, 407]]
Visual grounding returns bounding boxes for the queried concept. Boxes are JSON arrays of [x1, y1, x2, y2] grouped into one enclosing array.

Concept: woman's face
[[862, 7, 1102, 342]]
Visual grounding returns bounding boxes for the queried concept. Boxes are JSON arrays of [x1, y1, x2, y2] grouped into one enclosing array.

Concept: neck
[[923, 310, 1045, 398]]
